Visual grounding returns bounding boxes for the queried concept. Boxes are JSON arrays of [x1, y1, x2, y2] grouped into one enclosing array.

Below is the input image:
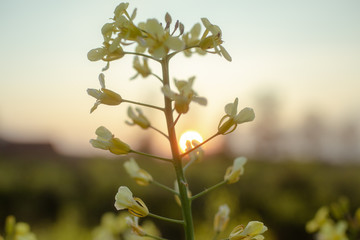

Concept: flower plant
[[87, 2, 266, 240]]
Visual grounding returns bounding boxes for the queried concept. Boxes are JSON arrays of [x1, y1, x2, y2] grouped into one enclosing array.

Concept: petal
[[190, 23, 201, 38], [95, 126, 113, 140], [98, 73, 106, 89], [201, 18, 212, 29], [253, 235, 265, 240], [130, 8, 137, 21], [114, 186, 134, 210], [209, 24, 221, 36], [225, 98, 238, 116], [234, 107, 255, 124], [87, 88, 102, 99], [233, 157, 247, 171], [109, 37, 122, 53], [124, 158, 140, 176], [90, 139, 109, 150], [101, 23, 114, 40], [90, 102, 100, 113], [220, 45, 232, 62], [242, 221, 268, 236], [145, 19, 164, 38], [165, 36, 185, 51], [114, 2, 129, 17], [87, 48, 106, 61], [127, 106, 136, 120], [192, 96, 207, 106]]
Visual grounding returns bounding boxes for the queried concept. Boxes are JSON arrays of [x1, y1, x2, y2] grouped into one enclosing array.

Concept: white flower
[[87, 73, 122, 113], [90, 126, 131, 155], [218, 98, 255, 134], [162, 76, 207, 114], [114, 186, 148, 217], [229, 221, 268, 240]]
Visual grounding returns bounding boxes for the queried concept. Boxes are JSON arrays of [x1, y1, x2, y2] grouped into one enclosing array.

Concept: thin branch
[[130, 150, 173, 163], [151, 73, 164, 83], [152, 180, 179, 195], [150, 126, 169, 139], [180, 132, 219, 158], [124, 51, 160, 62], [148, 213, 184, 225], [191, 180, 227, 201], [183, 155, 197, 172], [123, 99, 164, 111], [167, 45, 199, 60], [172, 113, 182, 127]]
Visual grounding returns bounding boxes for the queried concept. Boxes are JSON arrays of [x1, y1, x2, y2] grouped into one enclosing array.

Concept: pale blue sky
[[0, 0, 359, 156]]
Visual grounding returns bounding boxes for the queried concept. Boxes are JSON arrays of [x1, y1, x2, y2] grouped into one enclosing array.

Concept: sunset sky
[[0, 0, 359, 157]]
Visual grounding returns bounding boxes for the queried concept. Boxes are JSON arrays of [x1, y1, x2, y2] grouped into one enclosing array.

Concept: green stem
[[152, 180, 179, 195], [123, 99, 164, 111], [161, 56, 195, 240], [191, 180, 227, 201], [130, 150, 173, 163], [148, 213, 184, 225]]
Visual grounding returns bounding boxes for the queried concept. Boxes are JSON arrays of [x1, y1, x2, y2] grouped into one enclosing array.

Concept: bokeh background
[[1, 0, 359, 239]]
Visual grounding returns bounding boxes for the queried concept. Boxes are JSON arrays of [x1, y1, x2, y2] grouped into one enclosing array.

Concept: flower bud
[[224, 157, 247, 184], [126, 107, 150, 129], [214, 204, 230, 233], [124, 158, 153, 186]]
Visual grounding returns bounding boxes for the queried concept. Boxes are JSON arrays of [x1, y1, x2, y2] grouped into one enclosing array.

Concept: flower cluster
[[87, 3, 231, 62], [87, 2, 264, 240]]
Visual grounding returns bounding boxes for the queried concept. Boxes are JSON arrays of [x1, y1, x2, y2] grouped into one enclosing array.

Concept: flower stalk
[[162, 56, 195, 240]]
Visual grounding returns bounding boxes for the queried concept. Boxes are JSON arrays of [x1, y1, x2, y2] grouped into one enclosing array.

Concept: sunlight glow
[[179, 130, 203, 153]]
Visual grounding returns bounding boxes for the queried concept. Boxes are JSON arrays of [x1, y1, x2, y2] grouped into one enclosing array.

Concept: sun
[[179, 130, 203, 152]]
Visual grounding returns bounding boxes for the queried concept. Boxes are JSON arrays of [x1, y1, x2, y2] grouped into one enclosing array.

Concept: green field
[[1, 153, 359, 240]]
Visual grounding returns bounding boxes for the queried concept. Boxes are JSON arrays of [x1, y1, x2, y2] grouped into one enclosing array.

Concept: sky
[[0, 0, 359, 157]]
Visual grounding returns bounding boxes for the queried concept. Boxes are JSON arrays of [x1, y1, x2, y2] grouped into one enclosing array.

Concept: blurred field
[[1, 148, 360, 240]]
